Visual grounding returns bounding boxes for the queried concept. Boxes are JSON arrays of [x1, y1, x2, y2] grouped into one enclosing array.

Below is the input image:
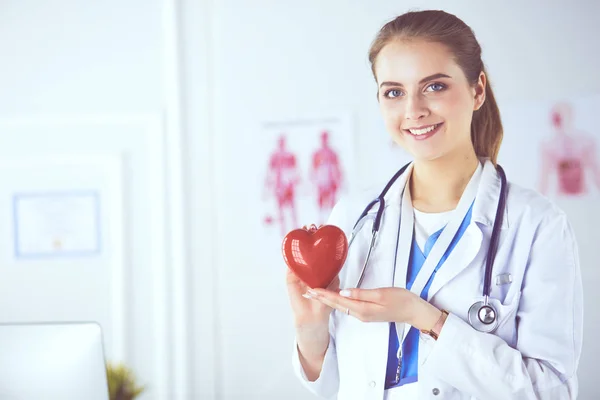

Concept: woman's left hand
[[306, 287, 442, 332]]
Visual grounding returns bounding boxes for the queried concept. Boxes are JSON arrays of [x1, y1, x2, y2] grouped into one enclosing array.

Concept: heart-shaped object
[[282, 224, 348, 289]]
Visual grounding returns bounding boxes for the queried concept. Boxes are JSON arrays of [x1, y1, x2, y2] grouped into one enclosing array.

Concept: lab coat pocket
[[487, 290, 522, 347]]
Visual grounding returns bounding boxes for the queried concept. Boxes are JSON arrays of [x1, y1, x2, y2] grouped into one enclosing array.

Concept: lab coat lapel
[[426, 160, 506, 300], [407, 163, 482, 298], [392, 182, 413, 290], [426, 224, 483, 300], [360, 164, 413, 384]]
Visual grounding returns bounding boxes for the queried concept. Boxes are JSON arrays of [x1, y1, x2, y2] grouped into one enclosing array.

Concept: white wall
[[1, 1, 599, 399], [0, 1, 181, 399], [0, 0, 164, 114]]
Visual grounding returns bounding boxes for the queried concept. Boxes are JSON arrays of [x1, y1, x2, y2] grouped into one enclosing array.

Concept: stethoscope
[[347, 162, 508, 333]]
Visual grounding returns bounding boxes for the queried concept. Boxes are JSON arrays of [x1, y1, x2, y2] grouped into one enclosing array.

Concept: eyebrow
[[379, 73, 452, 88]]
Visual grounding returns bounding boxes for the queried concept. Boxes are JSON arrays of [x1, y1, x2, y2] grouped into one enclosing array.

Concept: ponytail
[[471, 68, 503, 164]]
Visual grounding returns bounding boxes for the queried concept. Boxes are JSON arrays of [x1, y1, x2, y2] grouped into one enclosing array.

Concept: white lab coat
[[292, 159, 583, 399]]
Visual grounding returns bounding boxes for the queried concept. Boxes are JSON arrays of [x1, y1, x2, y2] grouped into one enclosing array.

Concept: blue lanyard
[[385, 202, 474, 389]]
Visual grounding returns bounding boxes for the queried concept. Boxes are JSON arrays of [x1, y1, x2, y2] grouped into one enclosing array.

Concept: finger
[[311, 292, 350, 313], [338, 288, 386, 304], [310, 289, 368, 317]]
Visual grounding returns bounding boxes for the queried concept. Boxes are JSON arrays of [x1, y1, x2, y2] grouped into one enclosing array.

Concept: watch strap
[[421, 309, 449, 340]]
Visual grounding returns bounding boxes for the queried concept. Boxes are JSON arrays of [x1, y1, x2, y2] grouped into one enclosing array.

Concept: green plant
[[106, 362, 146, 400]]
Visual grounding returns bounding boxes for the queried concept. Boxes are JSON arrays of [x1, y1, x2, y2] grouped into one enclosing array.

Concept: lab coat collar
[[371, 158, 508, 301], [425, 158, 510, 300], [381, 158, 509, 231], [382, 162, 413, 209]]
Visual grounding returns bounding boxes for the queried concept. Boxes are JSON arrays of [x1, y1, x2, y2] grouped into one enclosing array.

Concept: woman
[[286, 10, 583, 400]]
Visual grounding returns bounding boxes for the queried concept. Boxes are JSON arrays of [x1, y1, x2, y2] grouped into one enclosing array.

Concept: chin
[[412, 154, 444, 163], [407, 148, 450, 163]]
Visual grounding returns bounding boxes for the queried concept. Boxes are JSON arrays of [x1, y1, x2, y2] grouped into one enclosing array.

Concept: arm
[[424, 212, 583, 399], [295, 323, 332, 381], [309, 154, 317, 185], [263, 158, 274, 198], [291, 198, 351, 398], [333, 156, 344, 191], [292, 316, 340, 398]]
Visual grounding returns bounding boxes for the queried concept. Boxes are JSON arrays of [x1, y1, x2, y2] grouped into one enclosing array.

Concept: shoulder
[[505, 180, 571, 233]]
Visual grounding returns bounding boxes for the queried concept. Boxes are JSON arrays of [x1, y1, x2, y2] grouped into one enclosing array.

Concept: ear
[[473, 71, 486, 111]]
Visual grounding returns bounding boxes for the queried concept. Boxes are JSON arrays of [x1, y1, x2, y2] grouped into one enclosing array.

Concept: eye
[[383, 89, 403, 99], [425, 82, 447, 92]]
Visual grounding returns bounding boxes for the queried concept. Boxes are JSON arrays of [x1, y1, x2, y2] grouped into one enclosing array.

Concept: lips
[[403, 122, 444, 140]]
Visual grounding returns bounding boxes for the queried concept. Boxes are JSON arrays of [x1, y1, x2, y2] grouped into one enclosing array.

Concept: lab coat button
[[432, 388, 440, 395], [369, 381, 376, 388]]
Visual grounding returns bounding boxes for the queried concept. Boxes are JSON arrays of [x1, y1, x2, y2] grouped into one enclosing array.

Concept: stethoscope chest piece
[[468, 299, 499, 333]]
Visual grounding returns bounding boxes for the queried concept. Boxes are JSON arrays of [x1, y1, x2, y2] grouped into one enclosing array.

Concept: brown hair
[[368, 10, 503, 164]]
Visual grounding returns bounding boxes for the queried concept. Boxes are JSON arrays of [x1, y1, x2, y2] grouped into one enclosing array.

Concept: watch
[[421, 309, 449, 341]]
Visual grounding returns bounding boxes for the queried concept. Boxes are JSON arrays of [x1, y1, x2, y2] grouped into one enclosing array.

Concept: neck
[[410, 150, 480, 213]]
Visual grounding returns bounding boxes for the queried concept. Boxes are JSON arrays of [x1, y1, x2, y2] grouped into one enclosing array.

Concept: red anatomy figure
[[539, 102, 600, 196], [310, 131, 343, 223], [264, 135, 301, 236]]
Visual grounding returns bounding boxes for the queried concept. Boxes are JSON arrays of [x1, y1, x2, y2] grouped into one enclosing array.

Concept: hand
[[307, 286, 442, 331], [286, 268, 340, 329]]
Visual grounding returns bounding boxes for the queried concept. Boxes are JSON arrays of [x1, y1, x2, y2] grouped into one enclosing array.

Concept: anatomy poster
[[259, 114, 354, 238], [500, 93, 600, 198]]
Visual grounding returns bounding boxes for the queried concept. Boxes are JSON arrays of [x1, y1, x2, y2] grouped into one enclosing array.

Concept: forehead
[[374, 39, 464, 84]]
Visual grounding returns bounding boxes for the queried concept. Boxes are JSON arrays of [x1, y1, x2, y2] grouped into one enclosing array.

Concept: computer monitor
[[0, 321, 109, 400]]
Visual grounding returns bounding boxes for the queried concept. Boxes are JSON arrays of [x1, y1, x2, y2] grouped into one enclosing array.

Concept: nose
[[404, 94, 429, 121]]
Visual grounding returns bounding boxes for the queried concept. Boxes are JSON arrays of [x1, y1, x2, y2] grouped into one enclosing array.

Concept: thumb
[[338, 288, 383, 303]]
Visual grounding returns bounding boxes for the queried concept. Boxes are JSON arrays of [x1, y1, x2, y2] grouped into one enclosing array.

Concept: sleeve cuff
[[425, 313, 468, 373]]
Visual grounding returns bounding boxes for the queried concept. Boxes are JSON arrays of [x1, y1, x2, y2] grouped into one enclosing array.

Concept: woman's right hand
[[286, 268, 340, 329], [285, 223, 341, 380]]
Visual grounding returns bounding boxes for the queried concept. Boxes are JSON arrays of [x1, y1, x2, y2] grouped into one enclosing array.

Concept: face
[[374, 39, 486, 162]]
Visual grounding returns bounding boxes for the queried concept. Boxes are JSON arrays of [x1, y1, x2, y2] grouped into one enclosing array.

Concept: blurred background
[[1, 0, 599, 399]]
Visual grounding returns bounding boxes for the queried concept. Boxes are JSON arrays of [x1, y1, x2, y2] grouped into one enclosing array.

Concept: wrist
[[414, 301, 449, 341], [296, 326, 330, 362], [421, 309, 448, 340], [294, 318, 329, 332], [410, 299, 443, 332], [295, 322, 329, 342]]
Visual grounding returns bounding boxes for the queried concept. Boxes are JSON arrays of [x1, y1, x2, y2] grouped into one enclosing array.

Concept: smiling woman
[[286, 9, 582, 400], [369, 14, 503, 168]]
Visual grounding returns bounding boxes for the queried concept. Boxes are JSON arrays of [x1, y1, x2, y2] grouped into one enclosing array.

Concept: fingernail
[[339, 289, 351, 297], [307, 289, 318, 297], [302, 293, 313, 299]]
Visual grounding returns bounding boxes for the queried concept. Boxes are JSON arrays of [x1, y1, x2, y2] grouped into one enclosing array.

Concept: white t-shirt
[[384, 207, 454, 400], [413, 207, 454, 254]]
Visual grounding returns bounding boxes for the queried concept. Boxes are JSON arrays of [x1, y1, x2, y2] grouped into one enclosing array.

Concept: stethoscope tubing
[[347, 161, 507, 330]]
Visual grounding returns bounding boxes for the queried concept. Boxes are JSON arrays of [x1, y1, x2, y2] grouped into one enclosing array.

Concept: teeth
[[409, 124, 438, 135]]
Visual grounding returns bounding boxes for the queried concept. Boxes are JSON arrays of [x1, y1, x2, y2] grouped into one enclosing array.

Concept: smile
[[404, 123, 443, 140]]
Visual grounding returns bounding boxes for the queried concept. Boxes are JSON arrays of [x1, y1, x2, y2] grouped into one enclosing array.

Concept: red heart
[[282, 224, 348, 289]]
